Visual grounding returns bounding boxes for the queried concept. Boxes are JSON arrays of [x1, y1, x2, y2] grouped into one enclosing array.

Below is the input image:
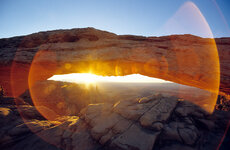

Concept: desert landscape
[[0, 27, 230, 150], [1, 0, 230, 149]]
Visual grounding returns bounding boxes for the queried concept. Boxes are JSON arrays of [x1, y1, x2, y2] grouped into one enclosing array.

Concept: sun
[[74, 73, 98, 84]]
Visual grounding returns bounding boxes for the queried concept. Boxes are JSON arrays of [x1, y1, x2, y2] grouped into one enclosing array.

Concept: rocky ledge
[[0, 94, 229, 150]]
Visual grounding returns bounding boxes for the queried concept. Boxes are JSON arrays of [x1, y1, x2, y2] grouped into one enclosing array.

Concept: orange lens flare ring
[[9, 1, 220, 149]]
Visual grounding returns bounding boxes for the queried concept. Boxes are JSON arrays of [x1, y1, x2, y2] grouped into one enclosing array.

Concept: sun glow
[[48, 73, 171, 84]]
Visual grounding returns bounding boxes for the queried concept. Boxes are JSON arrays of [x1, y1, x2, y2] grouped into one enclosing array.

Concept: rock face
[[1, 28, 229, 149], [0, 28, 229, 97], [0, 94, 229, 150]]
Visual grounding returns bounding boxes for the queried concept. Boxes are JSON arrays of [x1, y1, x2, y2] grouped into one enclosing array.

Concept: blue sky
[[0, 0, 230, 38]]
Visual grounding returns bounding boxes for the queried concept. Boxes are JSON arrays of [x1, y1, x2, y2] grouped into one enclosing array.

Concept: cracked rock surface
[[0, 94, 230, 150]]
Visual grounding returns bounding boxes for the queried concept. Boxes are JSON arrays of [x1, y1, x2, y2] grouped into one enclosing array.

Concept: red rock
[[0, 27, 228, 98]]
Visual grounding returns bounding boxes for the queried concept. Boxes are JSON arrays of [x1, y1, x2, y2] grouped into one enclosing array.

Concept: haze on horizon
[[48, 73, 173, 84], [0, 0, 230, 38]]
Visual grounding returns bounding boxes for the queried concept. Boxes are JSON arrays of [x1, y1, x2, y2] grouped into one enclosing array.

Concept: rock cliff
[[0, 28, 229, 97], [1, 28, 230, 150]]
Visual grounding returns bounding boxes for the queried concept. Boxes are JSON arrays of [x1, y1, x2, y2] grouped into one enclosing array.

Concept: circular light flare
[[160, 1, 215, 38], [9, 1, 222, 149], [157, 1, 220, 112], [10, 1, 219, 122]]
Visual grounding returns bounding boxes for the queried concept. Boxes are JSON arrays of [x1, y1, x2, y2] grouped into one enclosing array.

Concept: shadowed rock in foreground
[[0, 94, 229, 150]]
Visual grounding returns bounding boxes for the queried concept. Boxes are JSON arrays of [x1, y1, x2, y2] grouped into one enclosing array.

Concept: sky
[[0, 0, 230, 38]]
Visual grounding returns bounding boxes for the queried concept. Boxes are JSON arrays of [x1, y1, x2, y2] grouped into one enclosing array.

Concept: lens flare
[[159, 1, 214, 38], [8, 1, 222, 149]]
